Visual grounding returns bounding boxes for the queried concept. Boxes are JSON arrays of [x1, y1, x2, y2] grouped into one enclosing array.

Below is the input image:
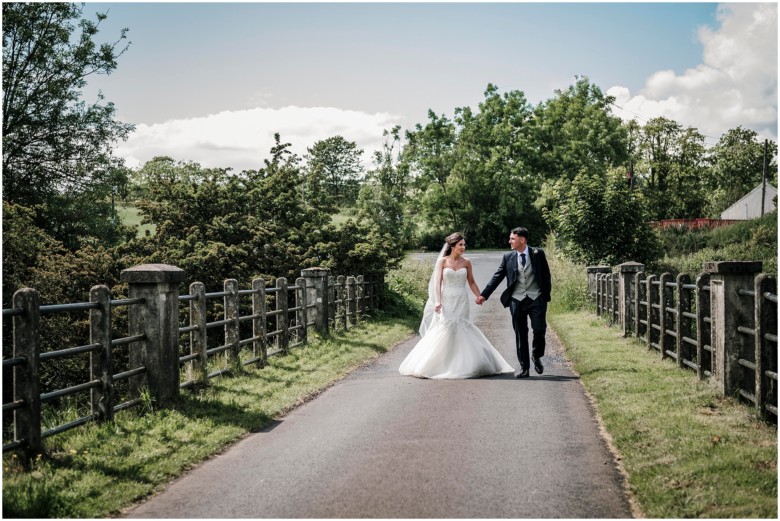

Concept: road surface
[[125, 251, 634, 518]]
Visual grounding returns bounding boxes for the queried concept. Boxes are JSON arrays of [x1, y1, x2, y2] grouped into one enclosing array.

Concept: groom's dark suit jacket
[[481, 247, 552, 308]]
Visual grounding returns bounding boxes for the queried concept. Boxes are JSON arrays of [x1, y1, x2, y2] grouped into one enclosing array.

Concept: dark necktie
[[520, 252, 526, 268]]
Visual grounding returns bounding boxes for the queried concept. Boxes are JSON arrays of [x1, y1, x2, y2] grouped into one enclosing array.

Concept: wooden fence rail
[[588, 261, 777, 422], [2, 264, 377, 456]]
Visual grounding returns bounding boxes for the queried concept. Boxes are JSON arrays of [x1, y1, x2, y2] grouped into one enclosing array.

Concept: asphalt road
[[124, 250, 634, 518]]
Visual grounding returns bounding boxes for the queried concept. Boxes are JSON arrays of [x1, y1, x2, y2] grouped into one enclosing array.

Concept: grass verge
[[2, 316, 416, 518], [549, 310, 777, 518]]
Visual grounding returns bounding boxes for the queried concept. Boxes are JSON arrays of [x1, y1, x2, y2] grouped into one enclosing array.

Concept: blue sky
[[82, 2, 778, 171]]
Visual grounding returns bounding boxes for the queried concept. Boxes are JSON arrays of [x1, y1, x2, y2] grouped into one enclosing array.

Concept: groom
[[476, 227, 552, 378]]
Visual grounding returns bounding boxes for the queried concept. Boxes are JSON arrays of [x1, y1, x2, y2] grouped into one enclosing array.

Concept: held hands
[[475, 296, 486, 305]]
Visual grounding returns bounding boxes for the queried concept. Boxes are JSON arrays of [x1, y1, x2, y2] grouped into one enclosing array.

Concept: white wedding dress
[[399, 267, 514, 379]]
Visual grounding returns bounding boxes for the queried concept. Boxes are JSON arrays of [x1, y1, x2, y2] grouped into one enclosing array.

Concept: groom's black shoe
[[514, 368, 529, 378], [532, 356, 544, 374]]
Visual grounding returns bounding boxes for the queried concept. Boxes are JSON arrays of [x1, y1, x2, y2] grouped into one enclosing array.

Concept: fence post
[[189, 282, 208, 383], [328, 276, 336, 330], [90, 285, 113, 422], [337, 275, 346, 330], [659, 273, 674, 360], [356, 275, 364, 323], [296, 276, 307, 344], [754, 273, 777, 420], [120, 263, 186, 408], [301, 268, 330, 335], [614, 263, 642, 335], [695, 273, 712, 380], [587, 266, 611, 304], [276, 277, 289, 353], [646, 274, 658, 352], [224, 279, 240, 370], [704, 261, 763, 398], [634, 271, 646, 339], [675, 274, 692, 369], [252, 278, 267, 365], [13, 288, 42, 457], [346, 276, 356, 329]]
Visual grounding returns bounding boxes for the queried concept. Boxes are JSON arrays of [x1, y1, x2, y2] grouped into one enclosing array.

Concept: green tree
[[448, 84, 543, 246], [403, 110, 458, 243], [531, 76, 628, 183], [357, 126, 414, 251], [548, 169, 659, 266], [705, 127, 778, 216], [2, 2, 134, 247], [635, 117, 709, 220], [303, 136, 364, 209]]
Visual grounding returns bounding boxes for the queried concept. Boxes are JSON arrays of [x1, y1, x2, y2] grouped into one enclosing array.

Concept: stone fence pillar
[[302, 267, 331, 335], [704, 261, 763, 397], [121, 264, 186, 407], [617, 262, 644, 337]]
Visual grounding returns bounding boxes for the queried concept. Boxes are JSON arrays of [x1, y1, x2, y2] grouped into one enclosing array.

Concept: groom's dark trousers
[[509, 296, 547, 371], [481, 247, 552, 371]]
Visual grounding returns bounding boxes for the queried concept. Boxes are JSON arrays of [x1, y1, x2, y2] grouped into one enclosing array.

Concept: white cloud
[[607, 3, 777, 142], [116, 106, 402, 172]]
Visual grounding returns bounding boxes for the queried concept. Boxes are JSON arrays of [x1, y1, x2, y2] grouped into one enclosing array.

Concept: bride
[[399, 232, 514, 379]]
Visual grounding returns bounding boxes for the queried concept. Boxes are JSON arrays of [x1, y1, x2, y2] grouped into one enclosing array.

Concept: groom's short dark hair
[[511, 227, 529, 239]]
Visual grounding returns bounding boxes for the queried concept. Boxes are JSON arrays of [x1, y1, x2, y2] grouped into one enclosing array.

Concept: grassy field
[[116, 204, 156, 237], [549, 311, 777, 518]]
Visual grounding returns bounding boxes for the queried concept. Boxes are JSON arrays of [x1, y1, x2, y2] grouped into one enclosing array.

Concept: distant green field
[[116, 204, 156, 237]]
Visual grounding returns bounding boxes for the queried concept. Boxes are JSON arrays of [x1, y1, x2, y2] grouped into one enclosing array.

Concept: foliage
[[357, 126, 416, 249], [543, 234, 590, 314], [651, 212, 778, 276], [704, 126, 778, 217], [303, 135, 364, 209], [531, 76, 628, 183], [547, 169, 660, 266], [2, 3, 134, 248], [632, 117, 708, 220]]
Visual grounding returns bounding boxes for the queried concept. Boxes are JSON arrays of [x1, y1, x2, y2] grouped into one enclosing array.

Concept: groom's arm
[[480, 254, 509, 300]]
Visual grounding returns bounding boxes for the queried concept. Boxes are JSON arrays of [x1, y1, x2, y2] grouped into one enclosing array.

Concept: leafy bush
[[547, 169, 660, 266]]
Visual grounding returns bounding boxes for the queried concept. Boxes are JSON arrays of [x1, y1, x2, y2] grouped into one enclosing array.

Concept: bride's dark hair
[[443, 232, 465, 257]]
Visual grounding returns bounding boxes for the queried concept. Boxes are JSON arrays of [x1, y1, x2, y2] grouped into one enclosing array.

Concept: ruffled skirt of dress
[[399, 316, 514, 379]]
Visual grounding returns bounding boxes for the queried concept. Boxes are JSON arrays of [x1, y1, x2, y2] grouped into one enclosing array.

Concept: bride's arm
[[465, 260, 481, 298], [434, 258, 444, 312]]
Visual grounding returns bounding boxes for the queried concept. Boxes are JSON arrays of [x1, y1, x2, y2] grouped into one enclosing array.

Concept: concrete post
[[120, 263, 186, 408], [704, 261, 763, 397], [188, 281, 208, 383], [223, 278, 240, 370], [296, 276, 308, 344], [695, 273, 711, 380], [659, 273, 674, 360], [301, 268, 330, 335], [90, 285, 113, 422], [346, 276, 356, 329], [252, 278, 267, 365], [586, 266, 611, 304], [754, 274, 776, 419], [617, 262, 644, 336], [13, 288, 42, 457], [633, 271, 646, 339]]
